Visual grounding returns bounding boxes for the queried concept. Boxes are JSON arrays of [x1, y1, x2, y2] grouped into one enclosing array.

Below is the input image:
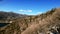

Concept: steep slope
[[21, 8, 60, 34], [0, 8, 60, 34]]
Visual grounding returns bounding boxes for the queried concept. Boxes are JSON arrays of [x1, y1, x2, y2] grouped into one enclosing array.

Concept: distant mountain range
[[0, 8, 60, 34], [0, 11, 28, 23], [0, 11, 28, 19]]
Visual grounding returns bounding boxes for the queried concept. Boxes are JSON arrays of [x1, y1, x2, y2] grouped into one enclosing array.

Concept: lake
[[0, 23, 9, 27]]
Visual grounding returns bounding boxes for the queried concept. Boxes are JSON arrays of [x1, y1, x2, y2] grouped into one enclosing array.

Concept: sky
[[0, 0, 60, 15]]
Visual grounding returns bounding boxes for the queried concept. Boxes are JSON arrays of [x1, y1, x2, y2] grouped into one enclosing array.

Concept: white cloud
[[19, 9, 32, 12], [36, 12, 43, 14]]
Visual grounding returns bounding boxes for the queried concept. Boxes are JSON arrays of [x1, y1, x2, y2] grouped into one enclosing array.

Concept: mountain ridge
[[0, 8, 60, 34]]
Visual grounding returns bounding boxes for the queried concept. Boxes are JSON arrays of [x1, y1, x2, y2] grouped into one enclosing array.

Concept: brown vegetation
[[0, 8, 60, 34]]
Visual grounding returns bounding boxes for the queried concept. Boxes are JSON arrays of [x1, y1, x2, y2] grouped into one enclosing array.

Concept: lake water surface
[[0, 23, 9, 27]]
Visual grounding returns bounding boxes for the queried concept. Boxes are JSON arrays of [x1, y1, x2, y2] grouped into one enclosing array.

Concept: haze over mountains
[[0, 8, 60, 34]]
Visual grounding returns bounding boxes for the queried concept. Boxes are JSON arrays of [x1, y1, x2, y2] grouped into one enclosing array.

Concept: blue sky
[[0, 0, 60, 15]]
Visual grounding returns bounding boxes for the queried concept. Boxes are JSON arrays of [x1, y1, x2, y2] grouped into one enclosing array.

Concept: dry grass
[[0, 8, 60, 34]]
